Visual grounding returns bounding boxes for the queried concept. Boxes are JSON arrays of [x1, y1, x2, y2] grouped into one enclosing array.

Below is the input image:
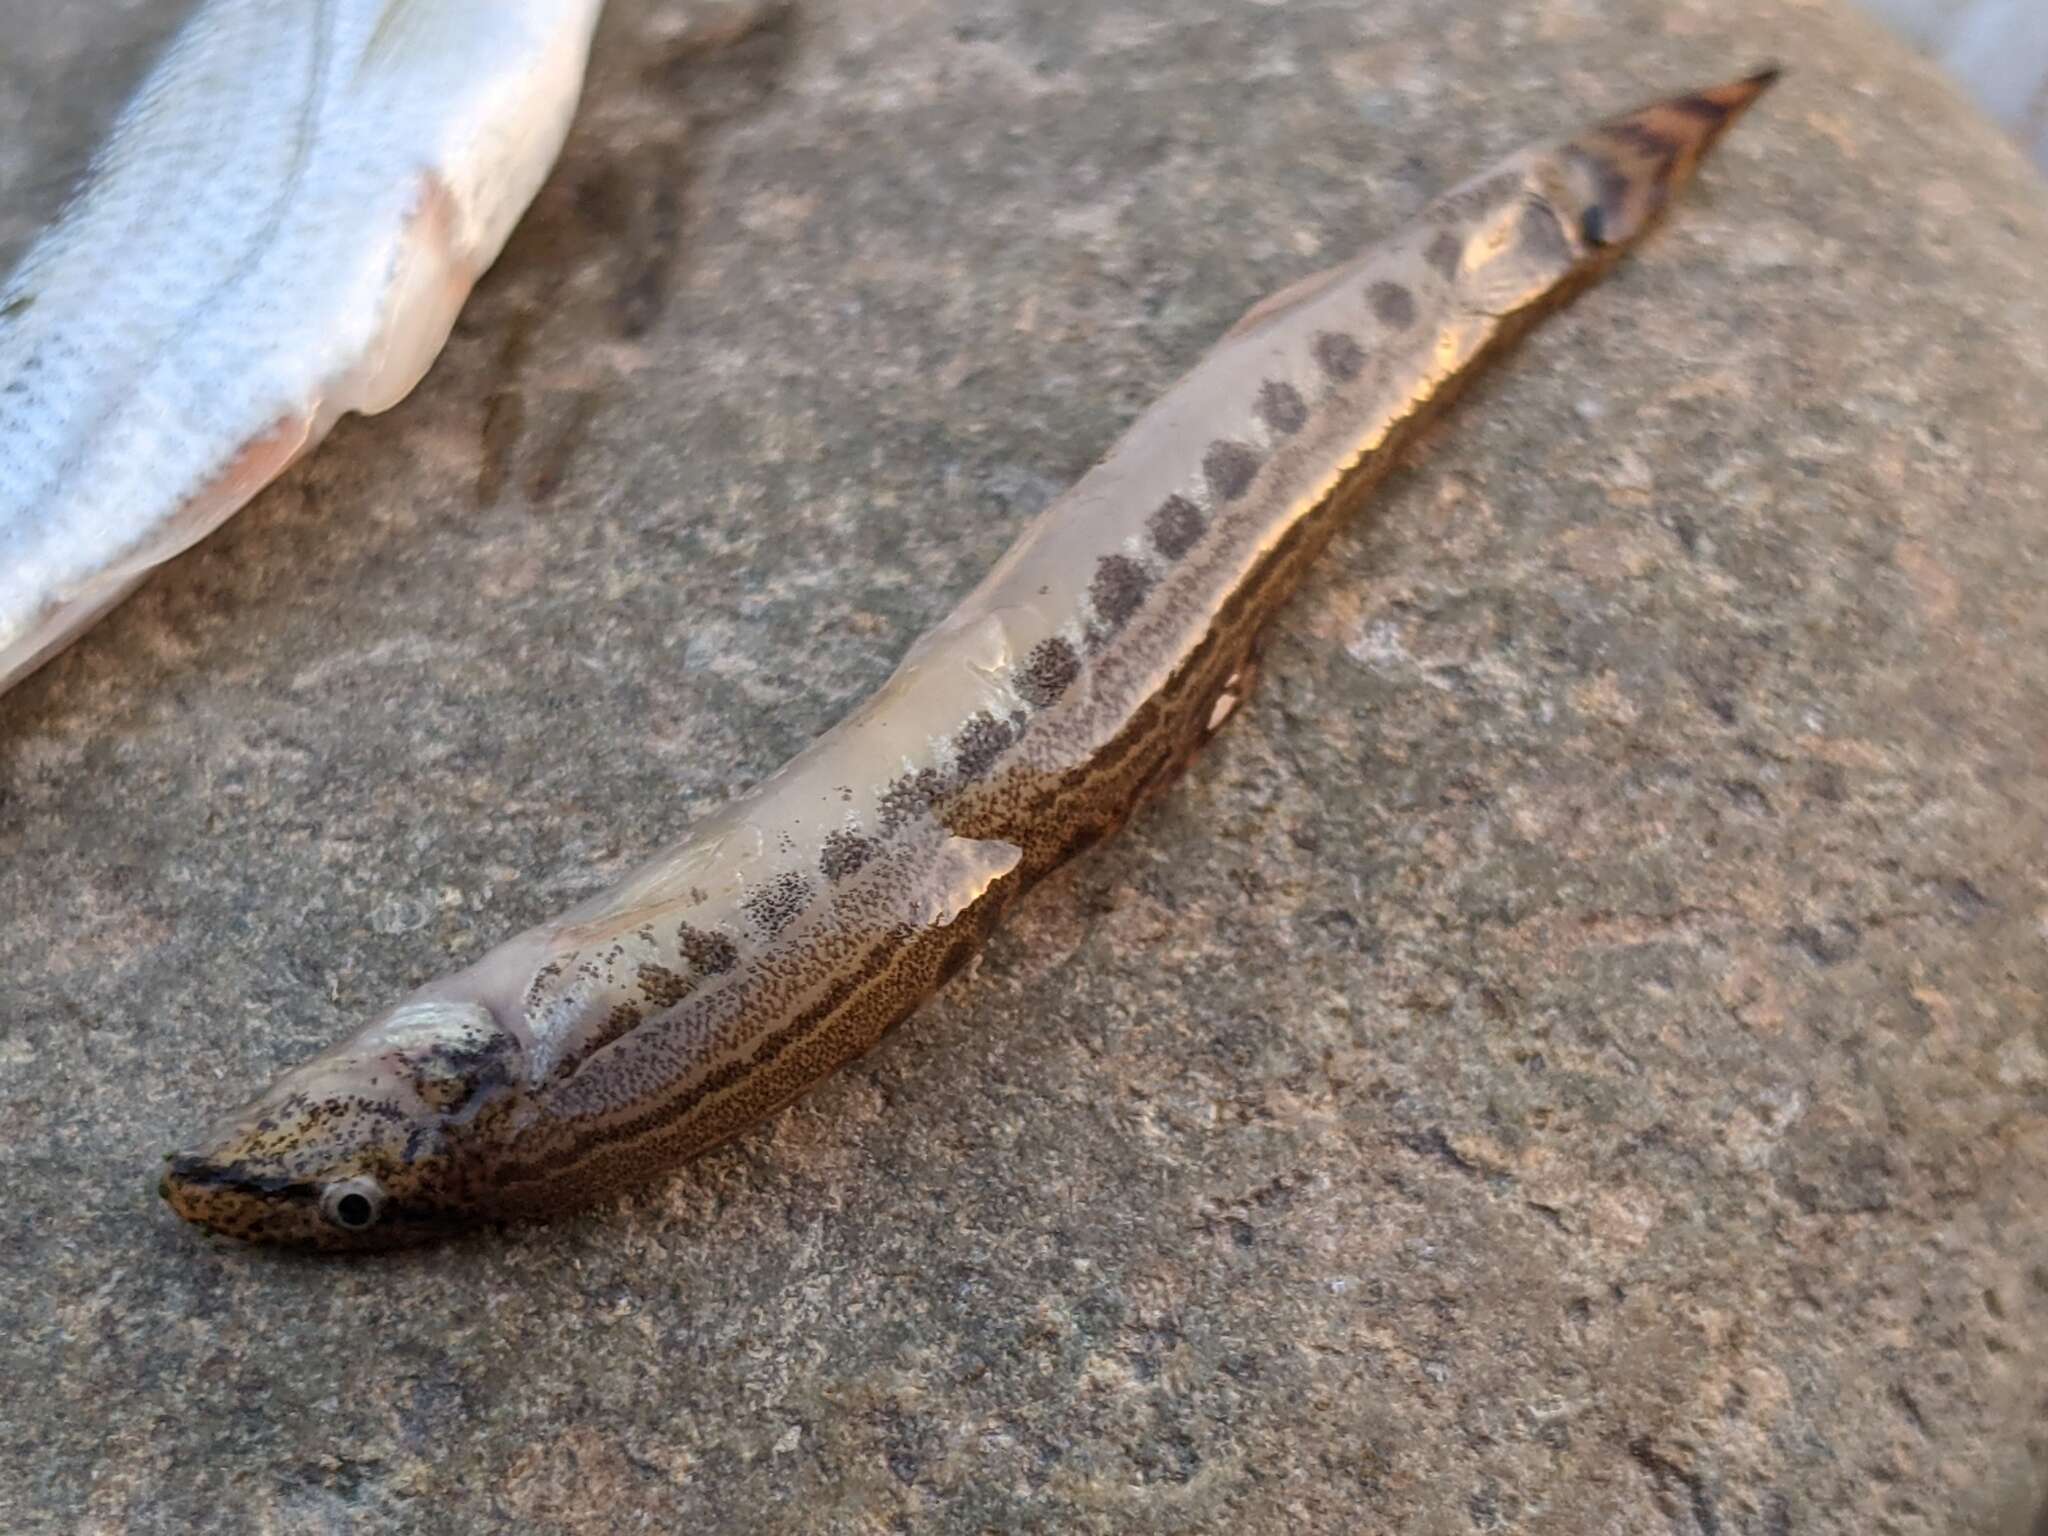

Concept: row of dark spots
[[1123, 274, 1415, 607], [859, 704, 1030, 857], [855, 265, 1420, 852]]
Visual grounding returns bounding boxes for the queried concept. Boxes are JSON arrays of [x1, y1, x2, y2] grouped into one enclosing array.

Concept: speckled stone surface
[[2, 1, 2045, 1532]]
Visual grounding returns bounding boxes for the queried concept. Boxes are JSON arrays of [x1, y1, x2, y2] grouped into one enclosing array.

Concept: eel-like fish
[[0, 0, 607, 693], [162, 69, 1778, 1248]]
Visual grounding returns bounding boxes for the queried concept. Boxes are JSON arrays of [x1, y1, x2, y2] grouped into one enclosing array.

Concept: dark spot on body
[[1203, 440, 1263, 503], [637, 963, 692, 1008], [1148, 495, 1206, 560], [0, 293, 32, 322], [677, 923, 738, 975], [1368, 281, 1415, 329], [1255, 381, 1307, 436], [1425, 229, 1463, 279], [878, 767, 949, 832], [820, 829, 877, 881], [1015, 636, 1081, 708], [953, 710, 1016, 781], [1313, 331, 1365, 382], [1091, 554, 1153, 633], [744, 870, 813, 936]]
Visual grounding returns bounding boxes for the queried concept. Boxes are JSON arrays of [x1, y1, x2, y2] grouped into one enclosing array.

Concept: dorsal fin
[[1223, 259, 1351, 341]]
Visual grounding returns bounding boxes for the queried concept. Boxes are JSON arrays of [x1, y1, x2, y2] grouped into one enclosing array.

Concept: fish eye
[[319, 1177, 386, 1231]]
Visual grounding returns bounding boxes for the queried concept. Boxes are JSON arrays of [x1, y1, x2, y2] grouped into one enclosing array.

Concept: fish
[[160, 68, 1780, 1248], [0, 0, 608, 694]]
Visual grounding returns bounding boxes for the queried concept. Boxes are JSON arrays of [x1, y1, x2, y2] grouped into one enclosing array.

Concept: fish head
[[159, 998, 533, 1250], [1420, 69, 1777, 323]]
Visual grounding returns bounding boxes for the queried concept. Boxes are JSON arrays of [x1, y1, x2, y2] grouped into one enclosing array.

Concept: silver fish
[[0, 0, 607, 692]]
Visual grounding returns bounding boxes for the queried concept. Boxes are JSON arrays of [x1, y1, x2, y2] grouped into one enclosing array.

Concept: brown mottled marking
[[1425, 229, 1463, 279], [1090, 553, 1153, 632], [1203, 440, 1263, 502], [637, 964, 692, 1008], [953, 710, 1016, 781], [1369, 281, 1416, 329], [1015, 636, 1081, 707], [160, 70, 1780, 1249], [1148, 494, 1206, 560], [878, 767, 948, 833], [744, 870, 813, 935], [1312, 331, 1366, 382], [820, 829, 877, 881], [1257, 381, 1308, 436], [677, 924, 738, 976]]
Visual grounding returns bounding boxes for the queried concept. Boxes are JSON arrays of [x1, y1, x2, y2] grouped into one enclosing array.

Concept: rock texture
[[2, 1, 2045, 1532]]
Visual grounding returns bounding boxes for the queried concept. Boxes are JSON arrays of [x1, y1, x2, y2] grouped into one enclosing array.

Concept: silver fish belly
[[0, 0, 607, 693], [160, 69, 1778, 1248]]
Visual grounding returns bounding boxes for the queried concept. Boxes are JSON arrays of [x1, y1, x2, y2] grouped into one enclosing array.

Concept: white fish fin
[[338, 172, 479, 414], [0, 408, 316, 691], [93, 410, 320, 586]]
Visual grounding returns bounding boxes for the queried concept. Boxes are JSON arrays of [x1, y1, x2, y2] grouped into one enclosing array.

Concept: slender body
[[163, 71, 1778, 1248], [0, 0, 607, 693]]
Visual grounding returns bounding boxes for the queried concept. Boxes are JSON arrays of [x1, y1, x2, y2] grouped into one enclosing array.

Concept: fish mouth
[[159, 1151, 318, 1201], [157, 1151, 321, 1236]]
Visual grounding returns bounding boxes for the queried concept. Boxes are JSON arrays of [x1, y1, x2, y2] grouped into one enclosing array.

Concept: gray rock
[[2, 0, 2045, 1531]]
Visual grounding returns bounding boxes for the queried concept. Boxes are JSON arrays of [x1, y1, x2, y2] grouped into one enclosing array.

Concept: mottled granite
[[2, 1, 2045, 1532]]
